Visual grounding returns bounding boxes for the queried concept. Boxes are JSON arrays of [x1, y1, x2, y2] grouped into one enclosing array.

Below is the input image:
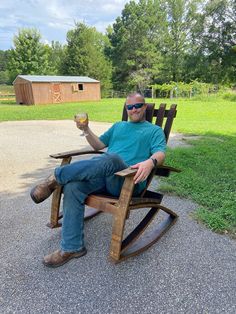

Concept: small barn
[[13, 75, 101, 105]]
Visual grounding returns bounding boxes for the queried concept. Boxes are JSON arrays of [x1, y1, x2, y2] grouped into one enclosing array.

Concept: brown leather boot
[[30, 174, 58, 204], [43, 248, 87, 268]]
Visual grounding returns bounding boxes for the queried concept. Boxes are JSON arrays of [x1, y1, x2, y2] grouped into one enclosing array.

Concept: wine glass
[[74, 112, 88, 136]]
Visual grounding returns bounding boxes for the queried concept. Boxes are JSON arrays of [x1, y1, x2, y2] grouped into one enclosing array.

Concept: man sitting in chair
[[30, 92, 166, 268]]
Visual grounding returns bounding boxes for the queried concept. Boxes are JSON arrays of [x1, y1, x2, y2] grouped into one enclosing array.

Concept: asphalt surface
[[0, 120, 235, 314]]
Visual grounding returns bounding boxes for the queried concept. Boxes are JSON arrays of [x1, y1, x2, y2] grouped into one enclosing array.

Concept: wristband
[[150, 157, 157, 167]]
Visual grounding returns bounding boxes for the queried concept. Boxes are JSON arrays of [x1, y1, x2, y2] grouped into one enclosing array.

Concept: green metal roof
[[14, 75, 100, 83]]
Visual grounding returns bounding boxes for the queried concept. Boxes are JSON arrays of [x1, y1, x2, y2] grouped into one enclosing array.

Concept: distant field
[[0, 85, 14, 93], [0, 95, 235, 136], [0, 85, 15, 101]]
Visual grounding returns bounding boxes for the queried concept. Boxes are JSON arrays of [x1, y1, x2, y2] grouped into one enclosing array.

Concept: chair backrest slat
[[154, 103, 166, 127], [163, 104, 177, 142], [145, 103, 155, 122]]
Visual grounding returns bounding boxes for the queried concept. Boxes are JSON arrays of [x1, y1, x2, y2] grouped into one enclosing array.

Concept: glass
[[126, 103, 144, 110], [74, 112, 88, 136]]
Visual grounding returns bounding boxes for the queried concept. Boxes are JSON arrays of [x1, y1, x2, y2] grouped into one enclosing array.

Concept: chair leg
[[109, 210, 128, 262], [47, 186, 63, 228], [47, 156, 72, 228], [109, 176, 135, 262], [111, 204, 178, 263]]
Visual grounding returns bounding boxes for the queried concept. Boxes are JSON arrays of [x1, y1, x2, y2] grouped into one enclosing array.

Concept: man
[[30, 92, 166, 267]]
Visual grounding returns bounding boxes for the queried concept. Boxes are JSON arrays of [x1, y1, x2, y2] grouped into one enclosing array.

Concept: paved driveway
[[0, 121, 235, 313]]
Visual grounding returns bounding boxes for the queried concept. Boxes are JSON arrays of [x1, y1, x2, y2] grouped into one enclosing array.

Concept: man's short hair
[[127, 92, 145, 102]]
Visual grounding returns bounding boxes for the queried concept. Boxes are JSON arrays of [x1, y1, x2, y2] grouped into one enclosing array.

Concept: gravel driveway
[[0, 120, 235, 314]]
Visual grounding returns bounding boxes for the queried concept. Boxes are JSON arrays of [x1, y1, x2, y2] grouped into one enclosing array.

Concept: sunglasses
[[126, 103, 144, 110]]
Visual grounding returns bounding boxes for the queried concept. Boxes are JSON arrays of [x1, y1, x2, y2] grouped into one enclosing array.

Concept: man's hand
[[130, 159, 154, 184], [74, 120, 89, 131], [74, 113, 89, 131]]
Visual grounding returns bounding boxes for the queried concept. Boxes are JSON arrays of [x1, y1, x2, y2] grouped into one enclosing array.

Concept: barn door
[[51, 83, 62, 103]]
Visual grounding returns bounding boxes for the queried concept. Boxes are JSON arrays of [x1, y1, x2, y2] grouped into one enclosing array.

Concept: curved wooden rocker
[[47, 103, 181, 263]]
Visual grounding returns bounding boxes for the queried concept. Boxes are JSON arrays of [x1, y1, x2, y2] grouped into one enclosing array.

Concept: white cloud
[[0, 0, 130, 50]]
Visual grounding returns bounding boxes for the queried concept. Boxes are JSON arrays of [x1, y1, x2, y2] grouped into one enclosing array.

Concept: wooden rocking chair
[[48, 103, 180, 263]]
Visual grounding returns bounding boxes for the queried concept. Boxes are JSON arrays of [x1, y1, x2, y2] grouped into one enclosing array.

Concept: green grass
[[169, 97, 236, 136], [1, 93, 236, 236], [0, 98, 125, 122], [0, 95, 236, 135], [162, 135, 236, 236]]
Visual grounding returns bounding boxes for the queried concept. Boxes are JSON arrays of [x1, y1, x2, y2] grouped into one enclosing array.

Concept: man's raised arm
[[84, 127, 106, 151], [74, 118, 106, 151]]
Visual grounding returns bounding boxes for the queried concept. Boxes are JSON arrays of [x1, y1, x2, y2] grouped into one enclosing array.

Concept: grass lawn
[[163, 135, 236, 236], [0, 94, 235, 236], [0, 95, 235, 136], [0, 98, 126, 122]]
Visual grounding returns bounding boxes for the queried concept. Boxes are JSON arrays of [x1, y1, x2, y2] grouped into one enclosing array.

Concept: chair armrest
[[157, 164, 181, 172], [50, 149, 104, 159], [155, 164, 181, 177], [115, 164, 180, 178], [115, 165, 180, 176], [115, 168, 137, 177]]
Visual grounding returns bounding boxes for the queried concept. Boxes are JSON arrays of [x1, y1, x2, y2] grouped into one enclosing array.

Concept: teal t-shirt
[[99, 121, 166, 166]]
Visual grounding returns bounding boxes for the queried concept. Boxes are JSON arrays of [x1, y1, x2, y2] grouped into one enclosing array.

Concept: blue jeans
[[54, 153, 143, 252]]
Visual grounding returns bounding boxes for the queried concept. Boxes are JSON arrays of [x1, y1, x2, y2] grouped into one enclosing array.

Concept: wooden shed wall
[[14, 78, 101, 105], [32, 82, 100, 104], [62, 82, 101, 102], [14, 78, 34, 105], [31, 83, 52, 104]]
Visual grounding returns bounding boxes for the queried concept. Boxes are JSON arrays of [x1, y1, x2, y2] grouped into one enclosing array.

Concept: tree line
[[0, 0, 235, 96]]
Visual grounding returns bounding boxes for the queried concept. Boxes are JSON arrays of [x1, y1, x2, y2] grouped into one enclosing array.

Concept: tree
[[108, 0, 165, 91], [7, 28, 49, 82], [108, 0, 236, 87], [159, 0, 204, 82], [46, 41, 66, 75], [0, 50, 9, 71], [199, 0, 236, 84], [182, 0, 236, 84], [62, 23, 112, 96], [0, 50, 11, 84]]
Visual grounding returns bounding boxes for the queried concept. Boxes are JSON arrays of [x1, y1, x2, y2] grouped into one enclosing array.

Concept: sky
[[0, 0, 131, 51]]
